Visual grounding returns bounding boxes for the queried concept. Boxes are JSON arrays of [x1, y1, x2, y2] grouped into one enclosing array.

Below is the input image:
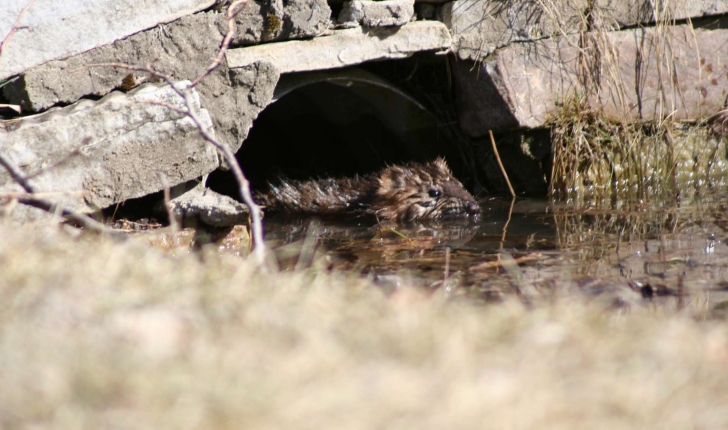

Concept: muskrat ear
[[431, 157, 451, 174]]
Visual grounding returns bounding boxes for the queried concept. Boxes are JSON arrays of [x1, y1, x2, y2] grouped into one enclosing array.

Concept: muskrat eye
[[428, 189, 441, 198]]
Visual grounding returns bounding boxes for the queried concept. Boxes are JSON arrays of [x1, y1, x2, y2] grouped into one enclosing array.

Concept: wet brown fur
[[255, 158, 480, 222]]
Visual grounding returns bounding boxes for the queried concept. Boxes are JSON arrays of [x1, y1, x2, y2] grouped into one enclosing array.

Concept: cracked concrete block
[[227, 21, 451, 73], [231, 0, 331, 44], [0, 82, 220, 221], [454, 24, 728, 135], [169, 185, 249, 227], [0, 0, 215, 80], [338, 0, 415, 28], [440, 0, 587, 60], [597, 0, 728, 27], [2, 11, 280, 153], [442, 0, 728, 62]]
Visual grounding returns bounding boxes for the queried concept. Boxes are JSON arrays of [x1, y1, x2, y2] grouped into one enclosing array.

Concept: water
[[262, 195, 728, 310]]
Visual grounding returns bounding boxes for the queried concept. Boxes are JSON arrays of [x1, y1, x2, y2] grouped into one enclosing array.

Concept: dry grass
[[1, 222, 728, 429], [543, 0, 728, 205], [550, 96, 728, 205]]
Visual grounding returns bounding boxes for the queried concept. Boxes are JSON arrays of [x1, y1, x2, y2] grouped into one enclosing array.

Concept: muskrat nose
[[467, 201, 481, 215]]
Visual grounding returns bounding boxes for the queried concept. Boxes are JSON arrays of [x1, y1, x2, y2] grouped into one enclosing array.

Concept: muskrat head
[[371, 158, 481, 222]]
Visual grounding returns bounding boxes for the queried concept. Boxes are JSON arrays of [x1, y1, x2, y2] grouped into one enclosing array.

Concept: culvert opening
[[207, 67, 469, 199]]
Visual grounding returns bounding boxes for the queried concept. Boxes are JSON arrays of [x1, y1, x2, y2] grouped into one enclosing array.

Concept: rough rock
[[231, 0, 331, 44], [338, 0, 415, 28], [0, 82, 219, 221], [442, 0, 728, 62], [2, 11, 280, 153], [226, 21, 451, 73], [602, 0, 728, 27], [169, 185, 249, 227], [454, 24, 728, 135], [440, 0, 585, 60], [0, 0, 215, 81]]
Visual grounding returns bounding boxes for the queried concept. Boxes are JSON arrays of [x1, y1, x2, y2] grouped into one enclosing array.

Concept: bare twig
[[86, 1, 267, 264], [158, 173, 180, 235], [190, 0, 244, 88], [0, 154, 123, 237], [0, 104, 22, 114], [499, 197, 515, 250], [25, 147, 84, 180], [2, 1, 264, 257], [0, 191, 86, 198], [0, 153, 36, 194], [489, 130, 516, 198], [0, 0, 38, 57]]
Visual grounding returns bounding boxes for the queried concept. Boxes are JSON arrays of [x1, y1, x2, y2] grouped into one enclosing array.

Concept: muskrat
[[254, 158, 480, 222]]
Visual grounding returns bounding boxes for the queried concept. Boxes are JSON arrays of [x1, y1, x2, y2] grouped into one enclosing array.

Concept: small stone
[[338, 0, 415, 28], [169, 185, 250, 227]]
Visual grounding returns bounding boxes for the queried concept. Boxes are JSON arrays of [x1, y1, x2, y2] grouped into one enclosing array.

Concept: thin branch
[[24, 147, 83, 180], [0, 0, 38, 57], [190, 0, 246, 88], [158, 173, 180, 235], [0, 153, 35, 193], [489, 130, 516, 198], [12, 195, 119, 234], [177, 88, 266, 265], [0, 154, 123, 237], [0, 103, 22, 114], [89, 0, 266, 264], [499, 196, 515, 250], [4, 1, 265, 258], [0, 190, 86, 198]]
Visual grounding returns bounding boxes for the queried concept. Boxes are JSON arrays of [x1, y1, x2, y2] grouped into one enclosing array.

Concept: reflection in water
[[264, 195, 728, 310]]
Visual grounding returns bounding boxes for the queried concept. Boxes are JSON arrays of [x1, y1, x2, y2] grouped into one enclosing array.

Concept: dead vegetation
[[0, 0, 267, 263], [3, 1, 728, 426], [2, 223, 728, 429], [545, 0, 728, 205], [550, 94, 728, 205]]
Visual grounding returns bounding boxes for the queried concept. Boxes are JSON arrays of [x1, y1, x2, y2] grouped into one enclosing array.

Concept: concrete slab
[[442, 0, 728, 62], [0, 82, 220, 220], [455, 24, 728, 135], [0, 0, 215, 80], [2, 11, 280, 154], [231, 0, 331, 45], [226, 21, 451, 73]]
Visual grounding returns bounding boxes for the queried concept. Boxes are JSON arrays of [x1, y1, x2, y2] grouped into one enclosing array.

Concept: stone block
[[598, 0, 728, 27], [169, 185, 250, 227], [226, 21, 451, 73], [2, 11, 280, 153], [231, 0, 331, 44], [442, 0, 728, 62], [454, 24, 728, 135], [338, 0, 415, 28], [0, 0, 215, 80], [440, 0, 587, 60], [0, 82, 220, 220]]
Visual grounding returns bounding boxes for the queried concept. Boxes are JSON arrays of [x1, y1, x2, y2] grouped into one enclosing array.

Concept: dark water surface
[[263, 195, 728, 309]]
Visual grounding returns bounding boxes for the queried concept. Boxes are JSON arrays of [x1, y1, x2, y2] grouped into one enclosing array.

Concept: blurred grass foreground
[[2, 223, 728, 430]]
